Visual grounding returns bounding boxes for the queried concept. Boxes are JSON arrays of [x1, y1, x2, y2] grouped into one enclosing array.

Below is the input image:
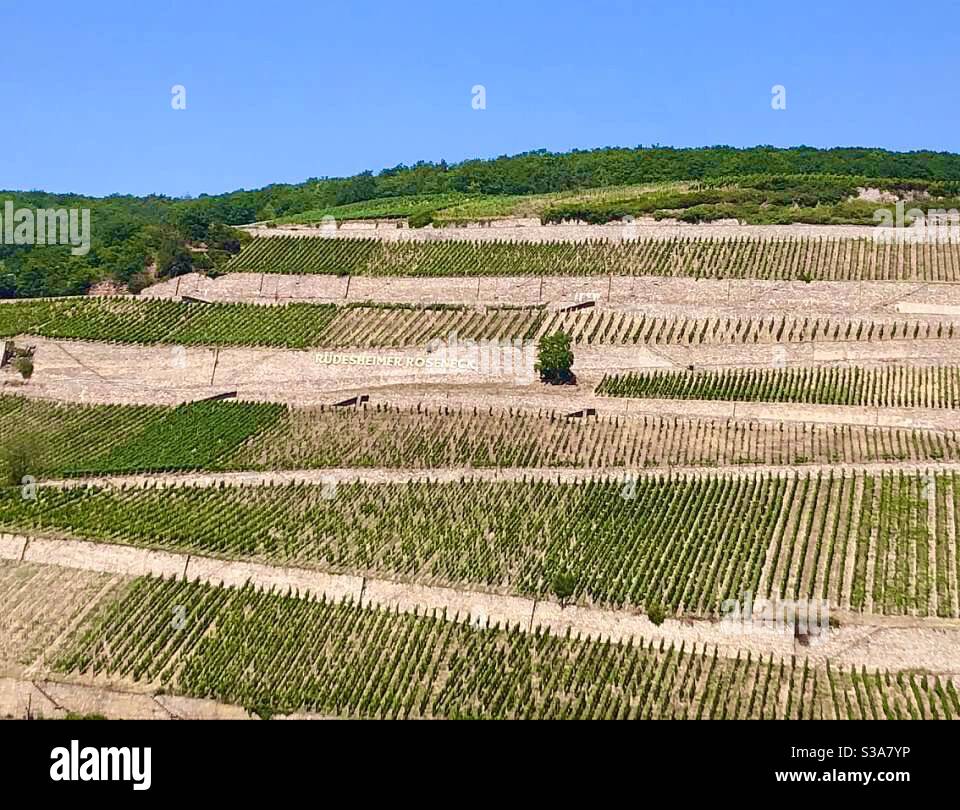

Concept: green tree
[[646, 601, 667, 626], [1, 434, 39, 487], [257, 204, 277, 223], [535, 331, 575, 384], [143, 226, 194, 279], [551, 571, 577, 608]]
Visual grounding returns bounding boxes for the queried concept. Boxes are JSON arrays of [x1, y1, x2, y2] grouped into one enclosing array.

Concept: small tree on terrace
[[535, 331, 575, 384], [646, 601, 667, 627], [14, 356, 33, 380], [551, 571, 577, 609]]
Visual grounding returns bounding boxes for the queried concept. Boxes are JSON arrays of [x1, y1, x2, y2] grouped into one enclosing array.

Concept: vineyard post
[[209, 348, 220, 385]]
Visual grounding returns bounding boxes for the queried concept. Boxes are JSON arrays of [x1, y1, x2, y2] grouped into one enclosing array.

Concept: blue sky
[[5, 0, 958, 197]]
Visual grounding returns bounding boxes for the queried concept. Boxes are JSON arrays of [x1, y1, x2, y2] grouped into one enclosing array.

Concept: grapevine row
[[6, 296, 956, 350], [7, 396, 960, 477], [225, 235, 960, 281], [5, 471, 958, 617], [55, 576, 958, 719], [0, 397, 284, 477], [225, 403, 960, 471], [597, 366, 960, 409]]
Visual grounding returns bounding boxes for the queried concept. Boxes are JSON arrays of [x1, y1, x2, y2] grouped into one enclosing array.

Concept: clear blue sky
[[6, 0, 959, 197]]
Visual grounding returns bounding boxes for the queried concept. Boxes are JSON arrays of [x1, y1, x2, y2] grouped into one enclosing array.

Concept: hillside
[[5, 145, 960, 299]]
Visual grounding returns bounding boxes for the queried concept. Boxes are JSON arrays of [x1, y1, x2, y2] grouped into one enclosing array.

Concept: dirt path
[[2, 533, 959, 678], [39, 460, 960, 491], [0, 674, 260, 720]]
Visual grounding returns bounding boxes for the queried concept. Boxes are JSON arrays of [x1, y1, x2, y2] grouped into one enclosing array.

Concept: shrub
[[551, 571, 577, 608], [13, 356, 33, 380], [647, 602, 667, 626], [535, 331, 575, 384], [407, 210, 435, 229], [127, 272, 155, 295]]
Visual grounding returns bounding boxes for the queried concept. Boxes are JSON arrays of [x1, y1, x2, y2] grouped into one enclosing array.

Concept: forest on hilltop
[[5, 145, 960, 298]]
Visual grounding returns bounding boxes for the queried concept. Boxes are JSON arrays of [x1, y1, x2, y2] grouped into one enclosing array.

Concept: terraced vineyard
[[275, 192, 475, 225], [1, 298, 338, 348], [225, 235, 960, 281], [0, 297, 543, 349], [7, 187, 960, 726], [6, 295, 958, 351], [541, 310, 960, 347], [6, 395, 960, 478], [0, 397, 283, 477], [598, 365, 960, 409], [315, 302, 546, 347], [0, 561, 122, 668], [4, 471, 957, 617], [226, 403, 960, 471], [55, 576, 956, 719]]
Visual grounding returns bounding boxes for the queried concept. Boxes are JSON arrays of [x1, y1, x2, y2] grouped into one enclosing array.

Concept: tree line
[[7, 144, 960, 298]]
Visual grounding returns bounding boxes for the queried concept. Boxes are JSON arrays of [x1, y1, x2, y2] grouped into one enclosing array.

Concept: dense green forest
[[5, 144, 960, 298]]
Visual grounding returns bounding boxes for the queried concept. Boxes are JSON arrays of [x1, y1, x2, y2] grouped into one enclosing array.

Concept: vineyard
[[225, 403, 960, 471], [6, 296, 959, 351], [0, 560, 122, 667], [1, 297, 337, 349], [4, 470, 958, 617], [6, 396, 960, 478], [0, 397, 284, 477], [8, 127, 960, 726], [271, 174, 960, 230], [430, 181, 694, 224], [275, 192, 474, 225], [539, 310, 960, 347], [597, 365, 960, 409], [6, 190, 960, 725], [313, 302, 546, 347], [224, 235, 960, 281], [84, 400, 284, 474], [55, 576, 957, 719], [0, 297, 543, 349], [276, 182, 693, 226]]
